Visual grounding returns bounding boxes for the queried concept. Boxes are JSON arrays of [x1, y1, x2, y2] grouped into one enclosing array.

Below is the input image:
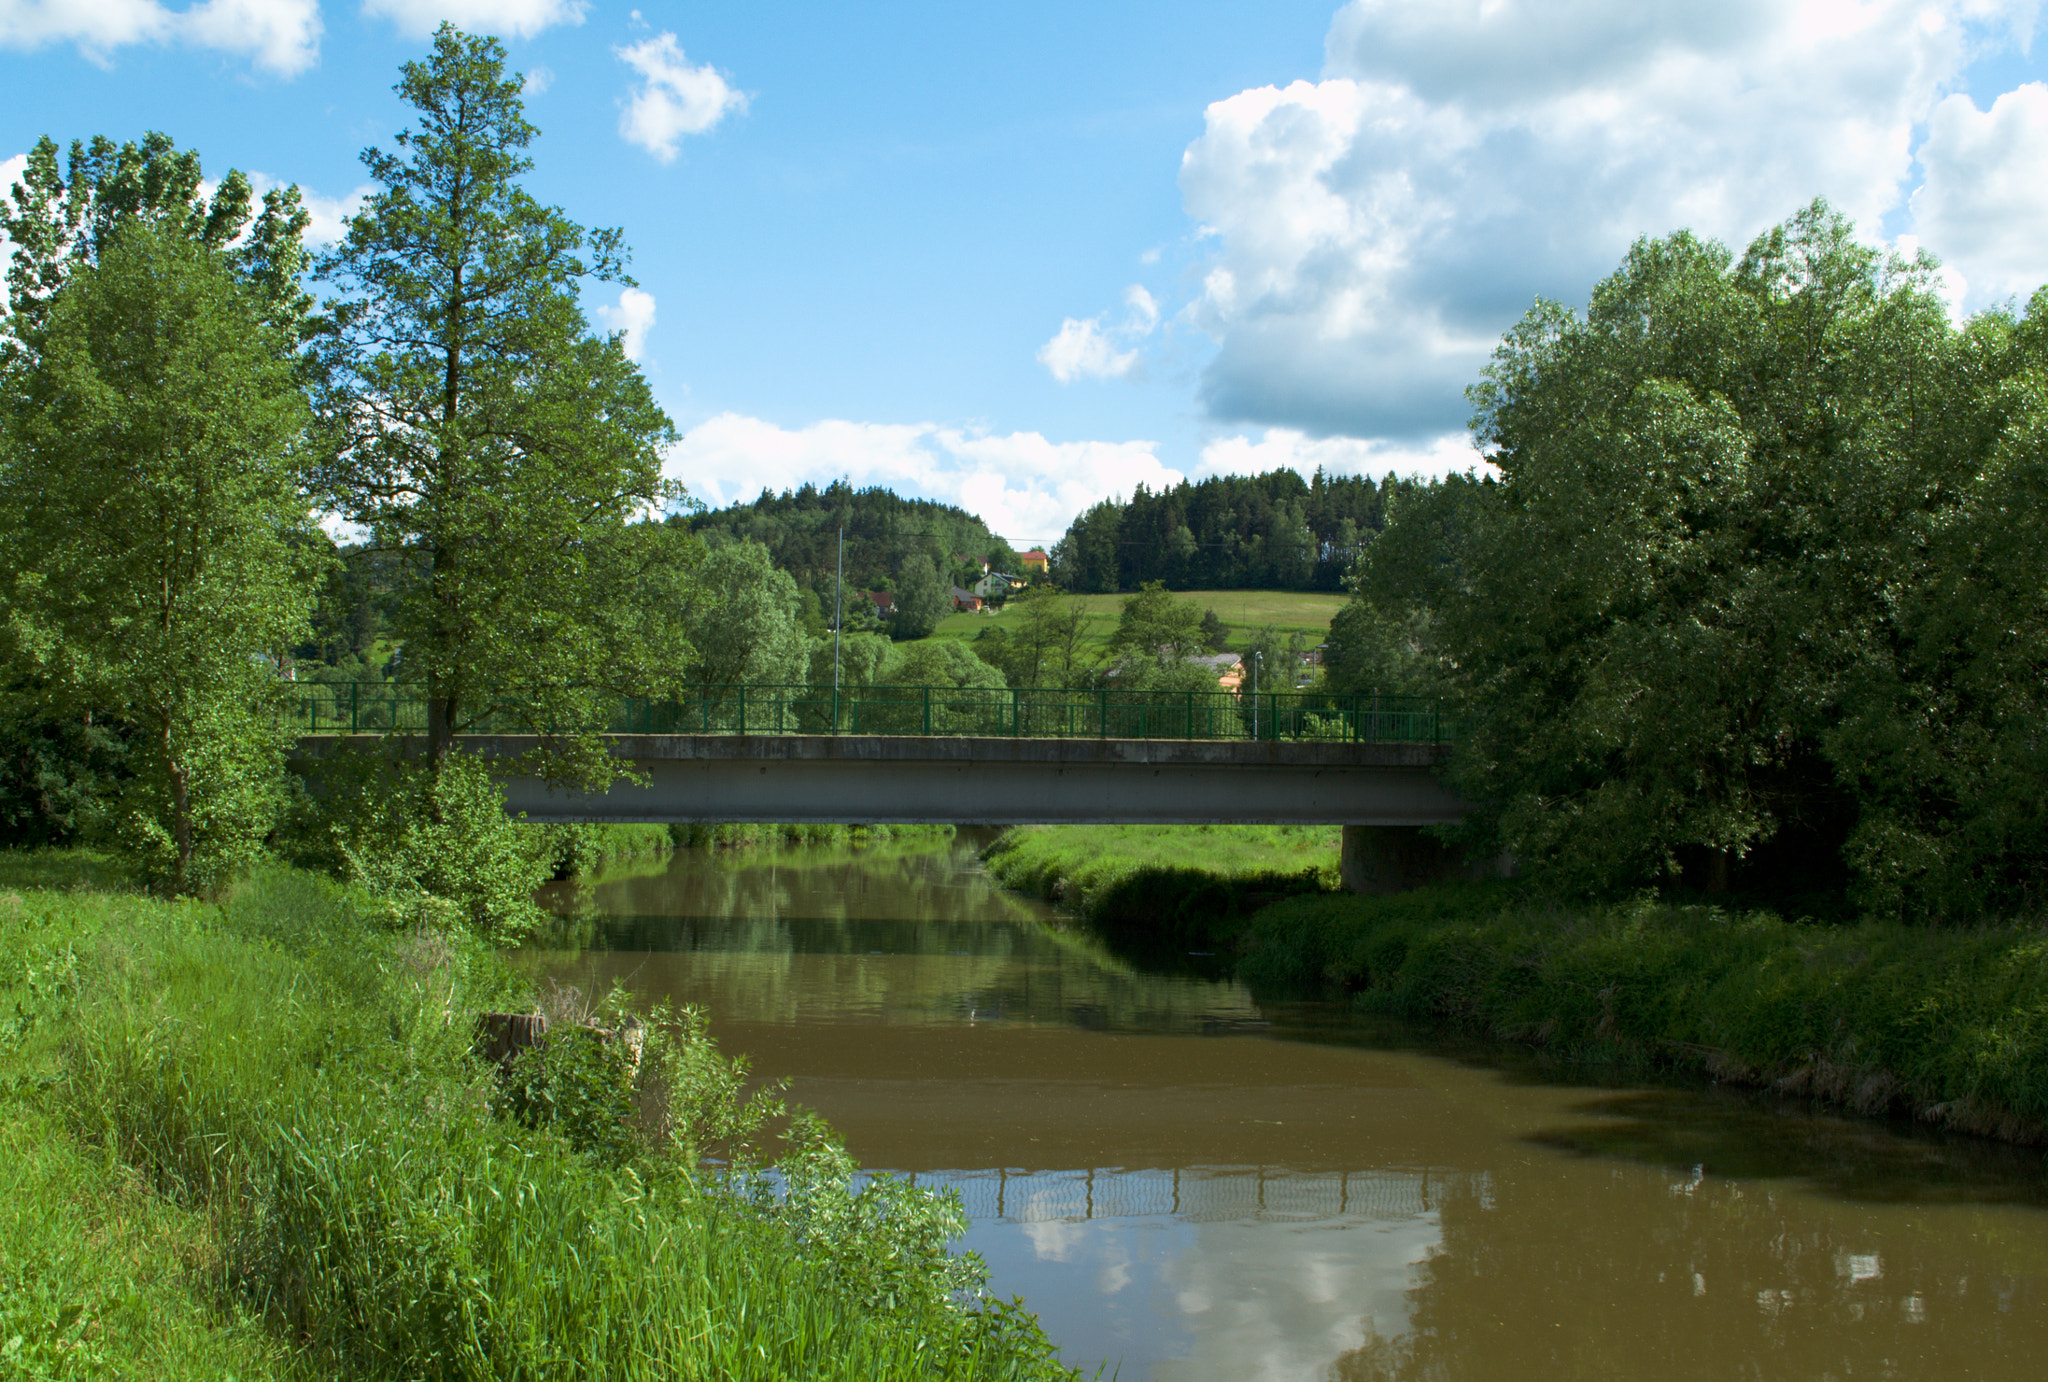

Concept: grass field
[[931, 589, 1349, 662]]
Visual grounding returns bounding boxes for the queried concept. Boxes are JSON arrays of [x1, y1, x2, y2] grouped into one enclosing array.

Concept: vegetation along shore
[[987, 826, 2048, 1145]]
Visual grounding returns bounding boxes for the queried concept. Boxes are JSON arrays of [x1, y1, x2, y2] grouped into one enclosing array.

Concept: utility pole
[[833, 525, 844, 733]]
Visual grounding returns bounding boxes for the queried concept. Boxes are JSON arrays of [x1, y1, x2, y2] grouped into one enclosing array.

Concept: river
[[530, 832, 2048, 1381]]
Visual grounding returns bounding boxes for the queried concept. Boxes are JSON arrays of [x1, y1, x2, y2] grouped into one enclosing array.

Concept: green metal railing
[[288, 681, 1451, 745]]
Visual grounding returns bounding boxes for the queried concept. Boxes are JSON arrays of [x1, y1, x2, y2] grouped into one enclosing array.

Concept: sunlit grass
[[3, 858, 1077, 1379], [929, 588, 1349, 659]]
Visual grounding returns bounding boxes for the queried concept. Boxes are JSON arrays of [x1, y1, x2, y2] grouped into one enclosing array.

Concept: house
[[866, 591, 895, 618], [1190, 651, 1244, 689], [1018, 549, 1049, 574], [972, 571, 1022, 600], [951, 586, 983, 612]]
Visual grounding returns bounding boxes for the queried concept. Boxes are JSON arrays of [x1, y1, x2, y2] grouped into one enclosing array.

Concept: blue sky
[[5, 1, 2047, 544]]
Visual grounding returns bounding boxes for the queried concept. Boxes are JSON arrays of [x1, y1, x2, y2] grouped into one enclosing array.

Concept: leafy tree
[[974, 586, 1093, 688], [682, 541, 809, 686], [314, 26, 686, 773], [0, 678, 127, 847], [1238, 626, 1307, 693], [880, 640, 1006, 692], [1198, 607, 1229, 652], [1048, 470, 1411, 592], [1364, 201, 1975, 899], [890, 553, 951, 640], [1, 131, 310, 364], [807, 631, 893, 690], [1109, 582, 1206, 662], [0, 223, 316, 892], [685, 480, 1018, 601]]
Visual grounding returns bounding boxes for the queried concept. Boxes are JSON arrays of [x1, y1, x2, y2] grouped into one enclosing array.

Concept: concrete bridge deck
[[298, 732, 1466, 827]]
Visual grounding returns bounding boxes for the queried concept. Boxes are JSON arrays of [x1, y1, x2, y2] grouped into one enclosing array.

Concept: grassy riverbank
[[984, 826, 2048, 1143], [0, 850, 1072, 1379], [982, 825, 1339, 955]]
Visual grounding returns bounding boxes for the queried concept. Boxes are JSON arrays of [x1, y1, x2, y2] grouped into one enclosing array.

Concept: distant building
[[972, 572, 1022, 600], [951, 586, 983, 612], [1190, 651, 1245, 689], [866, 591, 895, 617], [1018, 549, 1049, 574]]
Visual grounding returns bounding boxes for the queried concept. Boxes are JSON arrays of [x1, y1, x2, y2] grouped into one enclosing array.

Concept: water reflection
[[532, 838, 2048, 1382]]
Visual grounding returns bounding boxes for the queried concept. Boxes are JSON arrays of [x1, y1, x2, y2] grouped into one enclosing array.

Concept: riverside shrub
[[1240, 886, 2048, 1141], [6, 856, 1077, 1380]]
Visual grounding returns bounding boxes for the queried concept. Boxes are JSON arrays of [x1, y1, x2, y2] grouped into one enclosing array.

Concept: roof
[[1190, 652, 1244, 671]]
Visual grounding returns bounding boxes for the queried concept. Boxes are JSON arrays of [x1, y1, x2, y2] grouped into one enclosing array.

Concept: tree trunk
[[1708, 847, 1731, 894]]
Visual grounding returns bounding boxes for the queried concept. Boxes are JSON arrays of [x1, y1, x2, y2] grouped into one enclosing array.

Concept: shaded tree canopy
[[1359, 199, 2048, 916], [1048, 469, 1414, 593], [685, 480, 1020, 603]]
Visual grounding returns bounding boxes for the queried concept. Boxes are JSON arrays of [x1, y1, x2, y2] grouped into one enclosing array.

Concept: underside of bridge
[[295, 732, 1496, 890], [299, 732, 1461, 824]]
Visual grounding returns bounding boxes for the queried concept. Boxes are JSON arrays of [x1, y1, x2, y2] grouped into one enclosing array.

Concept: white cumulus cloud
[[0, 0, 320, 74], [359, 0, 586, 40], [0, 151, 26, 315], [1196, 427, 1487, 483], [1038, 284, 1160, 383], [664, 414, 1183, 541], [1178, 0, 2038, 441], [1912, 82, 2048, 304], [594, 286, 656, 361], [616, 33, 746, 162]]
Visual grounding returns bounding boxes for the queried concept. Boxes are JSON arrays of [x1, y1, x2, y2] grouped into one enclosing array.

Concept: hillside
[[930, 589, 1348, 667]]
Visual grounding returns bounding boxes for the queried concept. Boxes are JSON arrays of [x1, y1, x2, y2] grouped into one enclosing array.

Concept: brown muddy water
[[530, 832, 2048, 1381]]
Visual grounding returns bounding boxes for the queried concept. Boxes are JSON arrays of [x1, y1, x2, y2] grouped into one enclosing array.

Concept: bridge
[[292, 683, 1489, 892]]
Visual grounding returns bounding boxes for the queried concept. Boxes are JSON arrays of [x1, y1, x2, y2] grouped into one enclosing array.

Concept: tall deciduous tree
[[0, 223, 317, 892], [890, 554, 951, 640], [1363, 202, 1977, 899], [682, 541, 809, 687], [314, 26, 687, 773], [1, 131, 310, 362]]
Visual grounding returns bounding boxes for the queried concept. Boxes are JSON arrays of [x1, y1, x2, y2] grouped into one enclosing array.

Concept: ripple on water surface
[[531, 838, 2048, 1382]]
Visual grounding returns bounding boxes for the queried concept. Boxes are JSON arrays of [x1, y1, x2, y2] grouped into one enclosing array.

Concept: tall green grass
[[2, 855, 1075, 1379], [1239, 885, 2048, 1142]]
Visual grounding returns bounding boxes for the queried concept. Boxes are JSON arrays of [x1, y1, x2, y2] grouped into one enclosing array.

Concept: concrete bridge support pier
[[1340, 824, 1509, 895]]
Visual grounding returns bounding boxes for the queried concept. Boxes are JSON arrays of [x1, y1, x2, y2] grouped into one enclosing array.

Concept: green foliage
[[1, 222, 317, 894], [313, 26, 690, 775], [0, 130, 311, 364], [541, 822, 674, 878], [882, 638, 1006, 693], [1359, 200, 2048, 908], [808, 629, 894, 691], [0, 861, 1076, 1379], [0, 682, 127, 848], [687, 478, 1018, 604], [290, 747, 549, 942], [973, 585, 1095, 688], [683, 538, 809, 685], [1237, 886, 2048, 1140], [890, 552, 952, 640], [667, 822, 950, 850], [983, 824, 1340, 949], [1049, 469, 1409, 593]]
